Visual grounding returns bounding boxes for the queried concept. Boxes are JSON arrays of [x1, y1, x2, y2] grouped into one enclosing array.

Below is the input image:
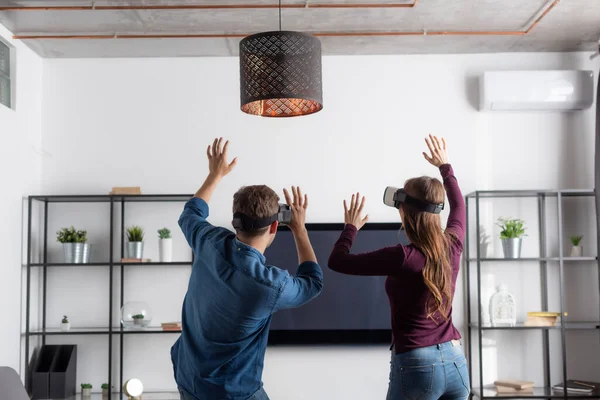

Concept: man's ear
[[269, 221, 278, 234]]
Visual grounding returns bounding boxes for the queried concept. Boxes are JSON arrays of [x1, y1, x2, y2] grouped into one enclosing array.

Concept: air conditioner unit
[[479, 70, 594, 111]]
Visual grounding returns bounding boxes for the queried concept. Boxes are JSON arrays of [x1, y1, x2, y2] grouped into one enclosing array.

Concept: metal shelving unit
[[465, 189, 599, 399], [25, 194, 193, 400]]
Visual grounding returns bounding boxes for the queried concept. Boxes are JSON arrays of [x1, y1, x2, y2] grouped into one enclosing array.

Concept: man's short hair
[[232, 185, 280, 237]]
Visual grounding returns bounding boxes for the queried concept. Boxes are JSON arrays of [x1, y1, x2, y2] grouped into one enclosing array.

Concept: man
[[172, 137, 323, 400]]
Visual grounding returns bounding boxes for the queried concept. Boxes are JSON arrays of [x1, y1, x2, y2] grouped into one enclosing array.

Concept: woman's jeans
[[179, 387, 270, 400], [387, 340, 470, 400]]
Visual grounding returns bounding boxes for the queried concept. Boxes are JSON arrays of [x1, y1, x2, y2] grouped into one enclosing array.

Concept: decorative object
[[569, 235, 583, 257], [57, 227, 90, 264], [158, 228, 173, 262], [123, 378, 143, 400], [80, 383, 92, 397], [239, 0, 322, 117], [121, 301, 152, 330], [497, 217, 527, 259], [489, 283, 516, 327], [479, 229, 491, 258], [60, 315, 70, 332], [126, 225, 144, 259], [109, 186, 141, 195], [101, 383, 110, 397]]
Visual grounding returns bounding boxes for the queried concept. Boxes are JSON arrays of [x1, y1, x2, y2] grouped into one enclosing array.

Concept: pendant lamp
[[239, 1, 323, 117]]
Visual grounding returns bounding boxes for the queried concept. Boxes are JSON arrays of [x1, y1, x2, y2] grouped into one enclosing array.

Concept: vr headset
[[383, 187, 444, 214], [232, 204, 292, 231]]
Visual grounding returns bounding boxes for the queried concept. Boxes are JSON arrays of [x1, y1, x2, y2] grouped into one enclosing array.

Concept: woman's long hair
[[401, 176, 455, 323]]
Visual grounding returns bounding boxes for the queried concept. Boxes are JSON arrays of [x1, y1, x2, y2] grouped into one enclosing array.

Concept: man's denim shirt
[[171, 198, 323, 400]]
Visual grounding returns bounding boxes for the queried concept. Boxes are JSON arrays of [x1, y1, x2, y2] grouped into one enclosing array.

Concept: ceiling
[[0, 0, 599, 58]]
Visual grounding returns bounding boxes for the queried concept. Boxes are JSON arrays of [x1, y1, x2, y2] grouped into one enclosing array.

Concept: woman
[[328, 135, 469, 400]]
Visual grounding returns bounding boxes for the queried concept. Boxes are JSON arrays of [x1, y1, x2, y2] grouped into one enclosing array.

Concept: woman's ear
[[269, 221, 278, 234]]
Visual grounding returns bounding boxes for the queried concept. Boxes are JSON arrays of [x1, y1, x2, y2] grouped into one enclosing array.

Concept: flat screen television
[[265, 223, 408, 345]]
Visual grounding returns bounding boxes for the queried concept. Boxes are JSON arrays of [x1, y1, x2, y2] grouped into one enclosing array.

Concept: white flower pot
[[61, 322, 70, 332], [159, 238, 173, 262], [82, 388, 92, 397], [570, 246, 582, 257], [102, 388, 110, 397]]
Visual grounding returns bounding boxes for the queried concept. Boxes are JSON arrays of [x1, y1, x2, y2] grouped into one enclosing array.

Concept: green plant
[[570, 235, 583, 246], [497, 217, 527, 239], [56, 227, 87, 243], [101, 383, 109, 390], [132, 314, 144, 320], [80, 383, 92, 389], [158, 228, 172, 239], [126, 225, 144, 242], [61, 315, 68, 324]]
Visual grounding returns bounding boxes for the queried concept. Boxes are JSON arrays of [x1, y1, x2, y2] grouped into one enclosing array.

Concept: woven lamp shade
[[240, 31, 323, 117]]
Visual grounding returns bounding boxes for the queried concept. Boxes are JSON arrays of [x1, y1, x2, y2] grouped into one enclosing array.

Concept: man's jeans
[[179, 387, 270, 400]]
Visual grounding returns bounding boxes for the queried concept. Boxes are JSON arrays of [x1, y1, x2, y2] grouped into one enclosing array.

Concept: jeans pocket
[[453, 360, 471, 392], [400, 364, 435, 400]]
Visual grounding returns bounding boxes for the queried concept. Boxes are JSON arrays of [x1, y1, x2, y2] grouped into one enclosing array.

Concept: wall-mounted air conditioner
[[479, 70, 594, 111]]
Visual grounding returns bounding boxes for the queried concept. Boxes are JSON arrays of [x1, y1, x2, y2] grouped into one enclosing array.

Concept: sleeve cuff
[[439, 163, 453, 177]]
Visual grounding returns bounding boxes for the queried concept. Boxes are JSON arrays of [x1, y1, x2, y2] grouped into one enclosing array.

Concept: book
[[553, 380, 599, 393], [495, 385, 534, 394], [161, 322, 182, 331], [109, 186, 142, 195], [121, 258, 152, 263], [527, 311, 564, 318], [524, 316, 558, 326], [494, 380, 535, 390]]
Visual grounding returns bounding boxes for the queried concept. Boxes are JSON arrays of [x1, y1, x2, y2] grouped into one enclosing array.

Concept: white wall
[[37, 52, 598, 398], [0, 23, 43, 373]]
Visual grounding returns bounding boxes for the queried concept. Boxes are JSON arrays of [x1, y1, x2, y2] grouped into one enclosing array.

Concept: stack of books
[[494, 380, 534, 395], [161, 322, 182, 331], [524, 311, 564, 326], [553, 380, 599, 394]]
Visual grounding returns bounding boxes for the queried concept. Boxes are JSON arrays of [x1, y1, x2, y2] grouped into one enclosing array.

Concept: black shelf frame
[[465, 189, 599, 399], [25, 194, 195, 400]]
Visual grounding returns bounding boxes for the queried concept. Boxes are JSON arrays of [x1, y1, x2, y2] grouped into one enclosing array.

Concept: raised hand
[[283, 186, 308, 234], [207, 137, 238, 179], [344, 192, 369, 230], [423, 134, 448, 168]]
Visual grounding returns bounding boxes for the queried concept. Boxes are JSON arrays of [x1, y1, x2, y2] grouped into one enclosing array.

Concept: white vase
[[489, 283, 516, 327], [61, 322, 70, 332], [82, 388, 92, 397], [570, 246, 582, 257], [159, 238, 173, 262]]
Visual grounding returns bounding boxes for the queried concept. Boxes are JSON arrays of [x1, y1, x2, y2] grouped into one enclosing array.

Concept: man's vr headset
[[383, 187, 444, 214], [232, 204, 292, 231]]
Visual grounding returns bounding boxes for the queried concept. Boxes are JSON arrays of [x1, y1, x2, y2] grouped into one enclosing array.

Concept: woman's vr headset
[[383, 187, 444, 214], [232, 204, 292, 231]]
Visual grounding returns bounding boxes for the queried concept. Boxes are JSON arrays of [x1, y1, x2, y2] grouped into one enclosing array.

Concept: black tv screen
[[265, 223, 408, 344]]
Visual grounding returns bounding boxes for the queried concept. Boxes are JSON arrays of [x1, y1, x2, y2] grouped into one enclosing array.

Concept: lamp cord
[[279, 0, 282, 31]]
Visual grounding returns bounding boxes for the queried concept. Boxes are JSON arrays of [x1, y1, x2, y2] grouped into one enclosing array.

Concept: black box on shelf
[[49, 345, 77, 398], [31, 345, 77, 399]]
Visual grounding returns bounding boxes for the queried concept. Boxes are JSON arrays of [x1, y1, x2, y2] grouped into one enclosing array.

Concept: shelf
[[469, 257, 597, 263], [36, 392, 180, 400], [473, 387, 600, 399], [29, 261, 193, 267], [470, 322, 599, 331], [466, 189, 594, 199], [29, 194, 193, 203], [28, 327, 182, 335]]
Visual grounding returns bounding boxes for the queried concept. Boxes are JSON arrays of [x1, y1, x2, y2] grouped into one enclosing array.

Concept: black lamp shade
[[240, 31, 323, 117]]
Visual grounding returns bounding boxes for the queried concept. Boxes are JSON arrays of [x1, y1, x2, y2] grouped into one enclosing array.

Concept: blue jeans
[[387, 340, 470, 400], [179, 387, 270, 400]]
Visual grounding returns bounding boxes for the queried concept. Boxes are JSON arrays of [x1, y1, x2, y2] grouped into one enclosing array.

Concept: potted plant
[[158, 228, 173, 262], [569, 235, 583, 257], [497, 217, 527, 259], [57, 226, 90, 263], [61, 315, 70, 331], [126, 225, 145, 259], [132, 314, 145, 327], [101, 383, 110, 397], [81, 383, 92, 397]]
